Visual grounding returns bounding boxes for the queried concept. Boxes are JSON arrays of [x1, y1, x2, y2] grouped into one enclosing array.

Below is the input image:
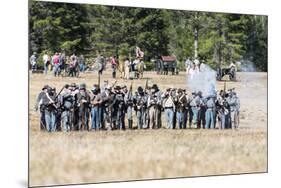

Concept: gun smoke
[[237, 60, 257, 72], [187, 64, 217, 97]]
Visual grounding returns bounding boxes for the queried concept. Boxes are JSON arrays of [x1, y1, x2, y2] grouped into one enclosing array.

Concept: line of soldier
[[35, 82, 240, 132]]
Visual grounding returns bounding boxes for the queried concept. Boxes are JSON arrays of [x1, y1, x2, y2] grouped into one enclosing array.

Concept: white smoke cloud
[[237, 60, 257, 72], [187, 64, 217, 97]]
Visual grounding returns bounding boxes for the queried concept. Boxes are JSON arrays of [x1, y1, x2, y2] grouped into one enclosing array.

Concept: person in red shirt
[[111, 56, 117, 78], [52, 52, 60, 77]]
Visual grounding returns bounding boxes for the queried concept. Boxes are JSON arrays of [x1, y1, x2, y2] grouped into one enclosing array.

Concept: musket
[[129, 81, 133, 98], [54, 85, 65, 101], [223, 80, 226, 99], [98, 71, 101, 89], [144, 78, 148, 91], [46, 85, 65, 109], [111, 80, 117, 88]]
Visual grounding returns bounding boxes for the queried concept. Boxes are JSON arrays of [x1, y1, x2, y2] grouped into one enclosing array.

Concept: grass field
[[29, 70, 267, 187]]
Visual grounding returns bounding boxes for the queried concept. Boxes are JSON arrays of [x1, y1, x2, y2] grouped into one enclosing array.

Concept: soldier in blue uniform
[[204, 93, 217, 129]]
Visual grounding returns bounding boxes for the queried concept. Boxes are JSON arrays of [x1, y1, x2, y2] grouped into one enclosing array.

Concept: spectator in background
[[124, 57, 130, 79], [96, 54, 104, 75], [185, 57, 192, 75], [52, 52, 60, 77], [59, 51, 66, 72], [43, 52, 50, 75], [69, 53, 78, 77], [110, 56, 117, 78], [30, 52, 37, 71], [79, 55, 86, 72]]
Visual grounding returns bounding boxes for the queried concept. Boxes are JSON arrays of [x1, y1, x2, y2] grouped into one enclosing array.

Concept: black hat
[[137, 86, 143, 92], [114, 85, 121, 90], [42, 85, 50, 90], [152, 84, 158, 89], [64, 84, 69, 89], [47, 86, 54, 92], [91, 84, 99, 92], [177, 88, 183, 93]]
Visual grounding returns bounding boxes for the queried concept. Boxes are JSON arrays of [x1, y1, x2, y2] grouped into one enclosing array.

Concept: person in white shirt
[[194, 58, 200, 72], [188, 63, 196, 80], [124, 58, 130, 79], [43, 53, 49, 75], [185, 57, 192, 75]]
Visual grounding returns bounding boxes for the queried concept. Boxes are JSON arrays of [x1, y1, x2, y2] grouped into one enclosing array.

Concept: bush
[[176, 61, 186, 71], [144, 61, 155, 71]]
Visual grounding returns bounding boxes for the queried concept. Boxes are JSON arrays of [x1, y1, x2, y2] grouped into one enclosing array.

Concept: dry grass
[[29, 70, 267, 187]]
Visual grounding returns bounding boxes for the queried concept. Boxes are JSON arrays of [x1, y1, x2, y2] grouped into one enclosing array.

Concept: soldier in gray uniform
[[101, 85, 114, 130], [35, 85, 50, 131], [171, 88, 178, 128], [204, 94, 216, 129], [175, 88, 188, 129], [152, 84, 162, 128], [182, 89, 190, 128], [70, 83, 79, 130], [223, 92, 232, 129], [147, 85, 159, 129], [99, 81, 109, 130], [60, 84, 75, 132], [134, 86, 148, 129], [227, 91, 240, 129], [124, 85, 134, 129], [115, 86, 126, 130], [216, 90, 226, 129], [41, 87, 57, 132], [76, 83, 91, 131]]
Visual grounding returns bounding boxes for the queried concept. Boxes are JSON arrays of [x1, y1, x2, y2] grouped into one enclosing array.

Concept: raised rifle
[[54, 85, 65, 101], [111, 80, 117, 88], [223, 80, 226, 99], [128, 81, 133, 99], [144, 78, 148, 91], [129, 81, 133, 93], [98, 71, 101, 89], [46, 85, 65, 110]]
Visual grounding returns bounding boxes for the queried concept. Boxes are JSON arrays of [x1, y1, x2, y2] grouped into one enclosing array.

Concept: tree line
[[29, 1, 268, 71]]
